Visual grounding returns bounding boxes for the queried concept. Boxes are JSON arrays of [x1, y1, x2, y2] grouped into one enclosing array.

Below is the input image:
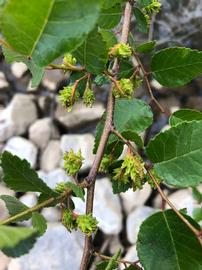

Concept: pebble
[[7, 223, 84, 270], [0, 72, 9, 89], [4, 136, 38, 168], [0, 251, 10, 270], [0, 184, 15, 221], [11, 62, 27, 78]]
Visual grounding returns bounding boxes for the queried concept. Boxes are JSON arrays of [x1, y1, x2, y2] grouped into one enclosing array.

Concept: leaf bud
[[76, 213, 98, 236], [63, 149, 84, 176], [109, 43, 132, 58]]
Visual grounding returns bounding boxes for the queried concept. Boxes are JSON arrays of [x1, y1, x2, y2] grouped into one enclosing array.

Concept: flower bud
[[76, 214, 98, 236], [62, 209, 77, 232], [83, 87, 95, 107], [63, 149, 84, 176], [58, 86, 79, 112], [109, 43, 132, 58], [63, 53, 77, 66]]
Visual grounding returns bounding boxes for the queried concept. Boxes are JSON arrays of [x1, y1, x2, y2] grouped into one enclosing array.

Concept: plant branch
[[80, 2, 134, 270], [93, 252, 142, 269], [135, 55, 164, 113], [111, 127, 202, 246], [0, 193, 66, 225], [46, 63, 85, 72]]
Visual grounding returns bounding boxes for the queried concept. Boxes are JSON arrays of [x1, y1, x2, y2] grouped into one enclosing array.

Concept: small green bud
[[58, 86, 79, 112], [83, 87, 95, 107], [62, 209, 77, 232], [113, 154, 146, 190], [94, 74, 110, 86], [109, 43, 132, 58], [112, 78, 134, 99], [76, 214, 98, 236], [55, 182, 67, 193], [63, 149, 84, 175], [100, 154, 112, 173], [63, 53, 77, 66], [144, 0, 161, 14]]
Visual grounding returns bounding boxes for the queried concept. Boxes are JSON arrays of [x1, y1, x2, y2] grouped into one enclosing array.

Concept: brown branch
[[111, 127, 202, 246], [93, 252, 142, 270], [135, 56, 165, 113], [79, 2, 134, 270], [46, 63, 85, 72]]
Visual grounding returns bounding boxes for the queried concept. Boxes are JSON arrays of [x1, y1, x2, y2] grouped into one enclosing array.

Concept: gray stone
[[186, 97, 202, 111], [0, 72, 9, 89], [4, 137, 38, 168], [60, 134, 94, 171], [11, 62, 27, 78], [120, 183, 152, 214], [126, 206, 155, 244], [41, 207, 61, 222], [108, 236, 124, 255], [73, 178, 122, 235], [38, 168, 70, 189], [0, 94, 37, 142], [40, 140, 62, 172], [42, 69, 65, 91], [8, 223, 84, 270], [0, 251, 10, 270], [55, 101, 105, 129], [29, 118, 59, 149], [19, 193, 37, 208], [0, 184, 15, 221]]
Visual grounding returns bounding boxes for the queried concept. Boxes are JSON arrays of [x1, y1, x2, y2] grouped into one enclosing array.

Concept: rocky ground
[[0, 1, 202, 269]]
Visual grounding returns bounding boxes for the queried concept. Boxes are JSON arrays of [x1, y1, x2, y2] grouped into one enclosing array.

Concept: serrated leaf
[[117, 59, 134, 79], [2, 0, 101, 67], [3, 47, 44, 87], [99, 29, 117, 51], [137, 209, 202, 270], [102, 0, 123, 9], [124, 266, 139, 270], [151, 47, 202, 87], [32, 212, 47, 236], [136, 40, 156, 53], [65, 182, 85, 202], [0, 195, 31, 222], [1, 151, 57, 196], [169, 109, 202, 126], [134, 8, 148, 34], [112, 179, 131, 194], [98, 4, 122, 29], [146, 121, 202, 187], [137, 0, 152, 7], [94, 99, 152, 154], [106, 249, 121, 270], [96, 261, 109, 270], [74, 29, 108, 75], [192, 187, 202, 204], [0, 225, 38, 257]]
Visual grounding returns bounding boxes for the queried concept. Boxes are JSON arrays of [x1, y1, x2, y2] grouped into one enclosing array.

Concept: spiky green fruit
[[109, 43, 132, 58], [63, 149, 84, 176], [76, 214, 98, 236]]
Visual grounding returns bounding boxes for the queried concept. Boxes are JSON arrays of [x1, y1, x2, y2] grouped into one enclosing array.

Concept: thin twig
[[46, 63, 85, 72], [0, 193, 66, 225], [79, 2, 134, 270], [135, 55, 165, 113], [93, 252, 142, 270], [111, 127, 202, 246]]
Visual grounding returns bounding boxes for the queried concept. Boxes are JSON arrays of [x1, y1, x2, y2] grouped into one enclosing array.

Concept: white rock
[[11, 62, 27, 78], [0, 94, 37, 142], [4, 137, 38, 168], [60, 134, 94, 171], [38, 168, 70, 189], [120, 183, 152, 214], [120, 246, 139, 270], [40, 140, 62, 172], [73, 178, 122, 235], [8, 224, 84, 270], [166, 186, 202, 217], [0, 251, 10, 270], [109, 236, 124, 255], [41, 207, 61, 222], [19, 193, 37, 208], [0, 72, 9, 89], [126, 206, 155, 244], [29, 118, 59, 149], [42, 69, 65, 91], [55, 101, 105, 129]]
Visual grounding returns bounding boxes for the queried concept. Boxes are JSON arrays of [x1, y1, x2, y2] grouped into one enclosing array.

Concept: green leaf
[[192, 187, 202, 204], [169, 109, 202, 126], [117, 59, 134, 79], [121, 130, 143, 147], [65, 182, 85, 202], [137, 209, 202, 270], [192, 208, 202, 223], [98, 4, 122, 29], [137, 0, 152, 7], [146, 121, 202, 187], [135, 40, 156, 54], [1, 151, 57, 196], [96, 261, 109, 270], [0, 225, 38, 257], [106, 249, 121, 270], [112, 178, 131, 194], [0, 195, 31, 222], [2, 47, 44, 87], [102, 0, 123, 9], [134, 8, 148, 33], [2, 0, 101, 67], [74, 29, 108, 74], [124, 266, 139, 270], [151, 47, 202, 87], [99, 29, 117, 51], [32, 212, 47, 236]]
